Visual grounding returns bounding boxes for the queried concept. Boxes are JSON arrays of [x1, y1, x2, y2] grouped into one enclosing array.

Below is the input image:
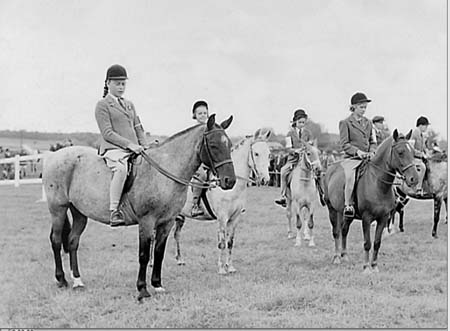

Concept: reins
[[138, 128, 233, 190]]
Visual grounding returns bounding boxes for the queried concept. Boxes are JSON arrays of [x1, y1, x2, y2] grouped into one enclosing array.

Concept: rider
[[409, 116, 431, 195], [95, 64, 148, 227], [372, 115, 389, 147], [191, 100, 209, 217], [340, 92, 377, 218], [275, 109, 313, 207]]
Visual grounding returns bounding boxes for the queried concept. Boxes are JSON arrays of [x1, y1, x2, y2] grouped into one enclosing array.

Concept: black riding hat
[[192, 100, 208, 114], [351, 92, 371, 105], [416, 116, 430, 127], [292, 109, 308, 122], [372, 115, 384, 123], [106, 64, 128, 80]]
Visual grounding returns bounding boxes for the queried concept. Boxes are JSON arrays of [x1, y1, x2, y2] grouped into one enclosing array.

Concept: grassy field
[[0, 184, 447, 328]]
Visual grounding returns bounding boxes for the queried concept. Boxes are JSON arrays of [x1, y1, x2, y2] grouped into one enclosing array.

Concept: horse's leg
[[173, 215, 186, 265], [444, 197, 448, 224], [362, 218, 372, 273], [49, 207, 70, 288], [432, 197, 442, 238], [217, 218, 227, 275], [295, 206, 302, 247], [287, 201, 294, 239], [68, 205, 88, 289], [399, 209, 404, 232], [150, 219, 174, 292], [371, 217, 388, 273], [225, 212, 241, 273], [307, 209, 315, 247], [329, 208, 342, 264], [136, 220, 155, 300], [341, 216, 353, 262]]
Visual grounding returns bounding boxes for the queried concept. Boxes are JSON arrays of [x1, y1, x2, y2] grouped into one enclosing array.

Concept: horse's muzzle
[[220, 176, 236, 190]]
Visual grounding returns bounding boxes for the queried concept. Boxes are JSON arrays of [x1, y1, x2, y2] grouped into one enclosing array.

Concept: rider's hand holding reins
[[128, 143, 144, 154]]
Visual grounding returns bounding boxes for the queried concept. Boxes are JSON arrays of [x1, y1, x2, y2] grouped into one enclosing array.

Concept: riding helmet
[[351, 92, 371, 105], [192, 100, 208, 118], [416, 116, 430, 127], [106, 64, 128, 80], [292, 109, 308, 122]]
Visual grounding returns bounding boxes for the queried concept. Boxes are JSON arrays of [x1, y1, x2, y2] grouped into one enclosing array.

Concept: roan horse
[[42, 115, 236, 300], [173, 128, 272, 274], [285, 142, 323, 247], [323, 130, 419, 273], [389, 148, 448, 238]]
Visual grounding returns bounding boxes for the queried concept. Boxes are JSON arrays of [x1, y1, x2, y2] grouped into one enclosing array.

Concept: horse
[[42, 115, 236, 300], [173, 128, 272, 274], [323, 130, 419, 273], [285, 142, 323, 247], [388, 147, 448, 238]]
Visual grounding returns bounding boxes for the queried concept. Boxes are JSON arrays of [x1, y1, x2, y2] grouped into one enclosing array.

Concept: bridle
[[200, 129, 233, 177], [369, 140, 416, 185], [139, 128, 233, 189], [296, 147, 321, 181]]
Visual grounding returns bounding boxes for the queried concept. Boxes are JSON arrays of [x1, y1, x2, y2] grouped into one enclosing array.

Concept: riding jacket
[[95, 94, 147, 155], [339, 114, 376, 158]]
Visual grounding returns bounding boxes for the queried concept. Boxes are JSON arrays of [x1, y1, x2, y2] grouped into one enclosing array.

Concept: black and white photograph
[[0, 0, 447, 328]]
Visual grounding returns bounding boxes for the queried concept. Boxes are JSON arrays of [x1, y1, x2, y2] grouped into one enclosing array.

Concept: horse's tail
[[61, 213, 71, 254]]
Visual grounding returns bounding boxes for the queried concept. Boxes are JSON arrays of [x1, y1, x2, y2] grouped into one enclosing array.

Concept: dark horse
[[389, 148, 447, 237], [42, 115, 236, 300], [323, 130, 419, 273]]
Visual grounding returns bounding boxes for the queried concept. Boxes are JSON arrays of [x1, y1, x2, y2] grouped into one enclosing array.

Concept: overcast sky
[[0, 0, 447, 139]]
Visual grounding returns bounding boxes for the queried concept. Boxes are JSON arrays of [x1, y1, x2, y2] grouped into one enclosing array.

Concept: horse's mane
[[231, 135, 252, 152], [156, 124, 205, 147]]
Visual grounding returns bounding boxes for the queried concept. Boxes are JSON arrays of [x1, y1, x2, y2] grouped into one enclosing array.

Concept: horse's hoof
[[308, 240, 316, 247], [56, 279, 68, 288], [399, 228, 404, 232], [227, 265, 237, 273], [303, 234, 311, 241], [154, 287, 166, 294], [362, 266, 372, 274], [137, 288, 151, 301], [218, 267, 227, 275], [287, 232, 295, 239], [332, 256, 341, 265], [294, 239, 301, 247], [341, 254, 349, 263], [177, 260, 186, 266], [372, 266, 380, 273], [432, 234, 438, 239]]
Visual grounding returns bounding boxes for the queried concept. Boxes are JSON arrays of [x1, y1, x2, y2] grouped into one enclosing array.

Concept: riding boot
[[275, 164, 290, 207], [343, 169, 356, 218]]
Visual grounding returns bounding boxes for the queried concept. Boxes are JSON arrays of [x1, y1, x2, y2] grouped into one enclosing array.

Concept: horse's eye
[[307, 152, 311, 156], [255, 152, 259, 157]]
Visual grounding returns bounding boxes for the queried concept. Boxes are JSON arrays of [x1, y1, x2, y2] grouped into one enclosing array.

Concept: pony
[[323, 130, 419, 273], [388, 147, 448, 237], [172, 128, 272, 274], [42, 115, 236, 300], [285, 142, 323, 247]]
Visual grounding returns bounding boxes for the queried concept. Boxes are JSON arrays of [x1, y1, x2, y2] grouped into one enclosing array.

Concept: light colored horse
[[174, 128, 272, 274], [285, 142, 323, 247], [42, 115, 236, 300]]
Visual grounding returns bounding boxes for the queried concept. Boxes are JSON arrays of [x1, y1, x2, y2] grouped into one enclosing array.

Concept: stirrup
[[191, 205, 204, 217], [110, 209, 125, 227]]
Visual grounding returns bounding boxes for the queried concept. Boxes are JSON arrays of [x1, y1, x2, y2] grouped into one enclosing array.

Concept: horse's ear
[[393, 129, 399, 142], [220, 115, 233, 130], [405, 129, 413, 141], [254, 128, 261, 139], [254, 127, 272, 141], [207, 114, 216, 131]]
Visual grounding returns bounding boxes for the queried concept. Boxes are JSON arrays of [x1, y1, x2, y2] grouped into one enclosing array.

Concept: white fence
[[0, 153, 48, 201]]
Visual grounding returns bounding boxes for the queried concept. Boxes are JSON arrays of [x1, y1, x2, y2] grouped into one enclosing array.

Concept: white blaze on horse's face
[[304, 143, 322, 171], [250, 141, 271, 184]]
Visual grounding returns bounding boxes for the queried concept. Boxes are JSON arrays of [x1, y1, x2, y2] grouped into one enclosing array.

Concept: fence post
[[14, 155, 20, 187]]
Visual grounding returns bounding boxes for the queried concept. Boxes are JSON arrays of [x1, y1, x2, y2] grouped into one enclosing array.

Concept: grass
[[0, 184, 447, 328]]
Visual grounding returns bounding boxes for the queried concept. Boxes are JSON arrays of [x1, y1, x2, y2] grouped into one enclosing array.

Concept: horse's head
[[249, 128, 272, 185], [199, 114, 236, 190], [390, 129, 419, 187], [299, 140, 322, 174]]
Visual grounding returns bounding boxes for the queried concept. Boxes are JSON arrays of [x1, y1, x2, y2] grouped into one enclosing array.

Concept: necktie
[[118, 97, 126, 109]]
